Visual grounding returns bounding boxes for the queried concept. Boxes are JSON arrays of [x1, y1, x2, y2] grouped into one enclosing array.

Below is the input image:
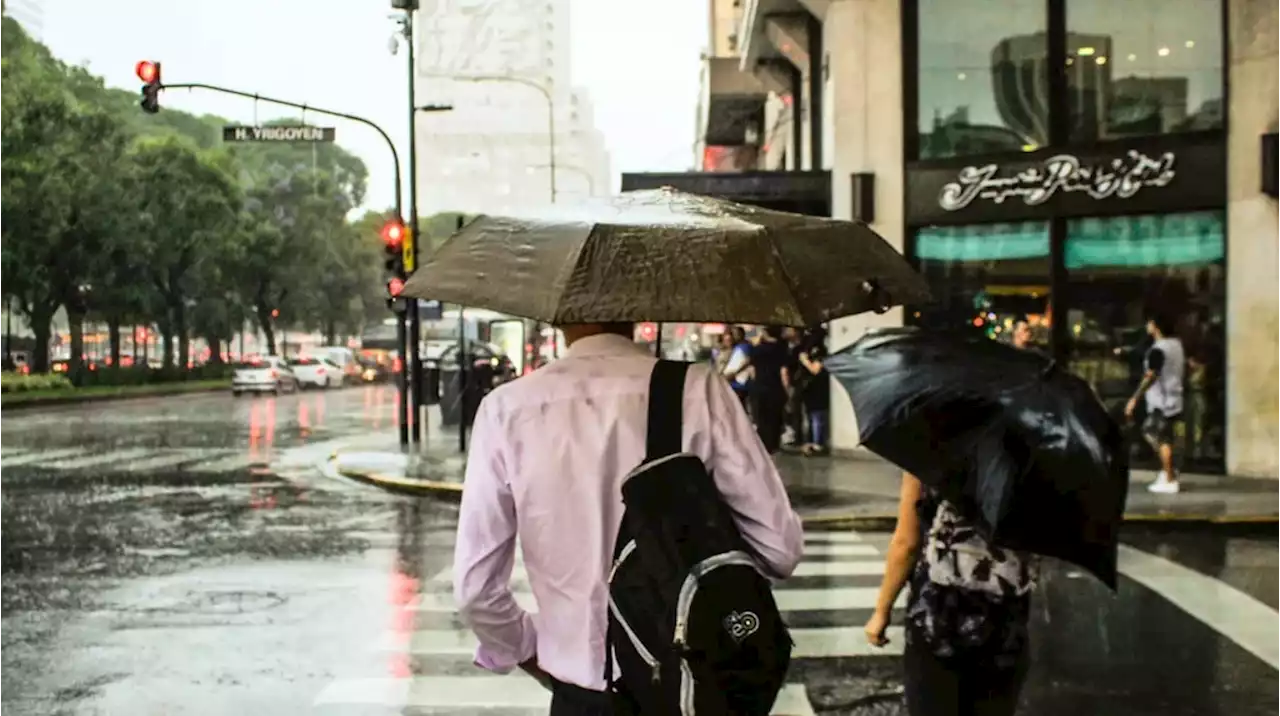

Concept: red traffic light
[[381, 219, 405, 249], [136, 61, 159, 84], [387, 277, 405, 297]]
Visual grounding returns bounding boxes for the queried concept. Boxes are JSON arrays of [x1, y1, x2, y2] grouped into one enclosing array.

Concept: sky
[[40, 0, 708, 213]]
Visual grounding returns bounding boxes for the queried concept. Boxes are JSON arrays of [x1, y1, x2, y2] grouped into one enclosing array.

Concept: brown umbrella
[[401, 187, 931, 325]]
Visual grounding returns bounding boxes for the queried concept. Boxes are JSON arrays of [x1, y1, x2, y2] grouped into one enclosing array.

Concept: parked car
[[289, 356, 343, 389], [232, 357, 299, 396], [316, 346, 362, 385]]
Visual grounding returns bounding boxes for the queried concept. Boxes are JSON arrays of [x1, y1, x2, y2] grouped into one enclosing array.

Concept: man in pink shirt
[[454, 321, 805, 715]]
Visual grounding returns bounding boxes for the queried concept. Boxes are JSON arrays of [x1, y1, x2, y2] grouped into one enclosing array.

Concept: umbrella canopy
[[401, 188, 930, 325], [826, 328, 1130, 588]]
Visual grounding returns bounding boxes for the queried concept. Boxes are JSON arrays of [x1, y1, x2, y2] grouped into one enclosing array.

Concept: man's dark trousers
[[550, 679, 615, 716]]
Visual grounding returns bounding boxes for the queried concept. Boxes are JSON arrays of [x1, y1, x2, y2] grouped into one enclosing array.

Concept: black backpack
[[606, 360, 792, 715]]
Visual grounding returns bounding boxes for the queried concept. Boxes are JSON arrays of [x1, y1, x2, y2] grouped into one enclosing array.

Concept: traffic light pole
[[405, 12, 424, 446], [158, 81, 411, 447]]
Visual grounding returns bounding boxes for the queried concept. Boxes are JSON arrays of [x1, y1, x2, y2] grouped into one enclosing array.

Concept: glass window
[[1064, 211, 1225, 469], [1067, 0, 1223, 142], [916, 0, 1048, 159], [911, 221, 1052, 349]]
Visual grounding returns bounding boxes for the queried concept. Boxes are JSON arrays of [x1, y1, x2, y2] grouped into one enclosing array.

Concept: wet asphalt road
[[2, 386, 1277, 715]]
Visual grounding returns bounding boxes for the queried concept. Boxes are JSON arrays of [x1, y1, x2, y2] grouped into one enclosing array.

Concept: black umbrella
[[401, 188, 930, 325], [826, 327, 1129, 588]]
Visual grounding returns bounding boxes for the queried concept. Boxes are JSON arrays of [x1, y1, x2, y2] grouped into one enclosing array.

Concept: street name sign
[[223, 125, 336, 142]]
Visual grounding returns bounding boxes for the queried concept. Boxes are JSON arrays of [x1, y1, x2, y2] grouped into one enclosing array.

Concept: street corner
[[326, 449, 465, 500]]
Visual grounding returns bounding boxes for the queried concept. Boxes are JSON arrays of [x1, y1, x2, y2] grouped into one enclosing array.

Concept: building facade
[[2, 0, 44, 41], [412, 0, 611, 215], [681, 0, 1276, 477]]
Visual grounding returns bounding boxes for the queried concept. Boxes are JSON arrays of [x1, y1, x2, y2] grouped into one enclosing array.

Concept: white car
[[232, 357, 299, 396], [289, 356, 343, 389]]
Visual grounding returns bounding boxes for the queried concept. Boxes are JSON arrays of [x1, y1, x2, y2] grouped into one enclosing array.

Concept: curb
[[332, 465, 1279, 531], [1, 383, 230, 410]]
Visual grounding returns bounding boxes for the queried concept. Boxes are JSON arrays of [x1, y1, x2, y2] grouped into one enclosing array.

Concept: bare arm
[[798, 351, 824, 376], [874, 474, 923, 617]]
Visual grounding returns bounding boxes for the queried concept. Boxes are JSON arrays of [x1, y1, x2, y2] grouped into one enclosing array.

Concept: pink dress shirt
[[453, 333, 805, 691]]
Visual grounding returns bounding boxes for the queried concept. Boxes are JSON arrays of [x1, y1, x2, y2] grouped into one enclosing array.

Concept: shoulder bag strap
[[645, 359, 690, 461]]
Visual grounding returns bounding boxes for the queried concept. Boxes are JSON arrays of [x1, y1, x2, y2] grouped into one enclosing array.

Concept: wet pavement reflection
[[1, 387, 1276, 715]]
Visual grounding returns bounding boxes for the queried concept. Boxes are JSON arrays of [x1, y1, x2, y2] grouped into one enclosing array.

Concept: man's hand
[[519, 658, 554, 692], [1124, 398, 1138, 421]]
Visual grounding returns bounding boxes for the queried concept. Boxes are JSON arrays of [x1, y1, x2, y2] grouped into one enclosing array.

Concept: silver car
[[232, 357, 299, 396]]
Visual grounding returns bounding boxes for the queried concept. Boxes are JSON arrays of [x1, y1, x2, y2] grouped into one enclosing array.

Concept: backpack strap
[[645, 360, 690, 460]]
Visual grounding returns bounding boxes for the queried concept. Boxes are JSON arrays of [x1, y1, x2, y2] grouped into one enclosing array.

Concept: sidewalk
[[327, 428, 1278, 527]]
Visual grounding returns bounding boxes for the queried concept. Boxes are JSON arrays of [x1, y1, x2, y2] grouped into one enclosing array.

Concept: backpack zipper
[[608, 538, 661, 683], [673, 550, 760, 648]]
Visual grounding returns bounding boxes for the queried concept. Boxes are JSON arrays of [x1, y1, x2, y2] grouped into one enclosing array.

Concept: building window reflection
[[911, 221, 1052, 348], [1066, 0, 1224, 141], [1064, 211, 1226, 467], [916, 0, 1048, 159]]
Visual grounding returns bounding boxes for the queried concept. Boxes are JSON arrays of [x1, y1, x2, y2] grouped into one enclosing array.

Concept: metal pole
[[406, 10, 423, 445], [457, 306, 468, 453], [547, 90, 556, 203], [159, 81, 411, 447]]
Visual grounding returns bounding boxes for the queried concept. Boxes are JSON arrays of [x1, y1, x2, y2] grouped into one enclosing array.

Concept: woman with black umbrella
[[865, 473, 1037, 715]]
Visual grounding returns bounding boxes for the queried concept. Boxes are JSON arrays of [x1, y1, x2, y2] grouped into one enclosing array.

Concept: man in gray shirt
[[1125, 314, 1185, 494]]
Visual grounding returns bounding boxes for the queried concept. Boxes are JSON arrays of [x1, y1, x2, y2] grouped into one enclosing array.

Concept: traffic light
[[383, 217, 408, 313], [136, 60, 162, 114]]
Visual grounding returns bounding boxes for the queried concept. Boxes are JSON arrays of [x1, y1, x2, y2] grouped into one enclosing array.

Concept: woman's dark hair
[[763, 325, 783, 339], [730, 326, 746, 342], [1148, 313, 1176, 336]]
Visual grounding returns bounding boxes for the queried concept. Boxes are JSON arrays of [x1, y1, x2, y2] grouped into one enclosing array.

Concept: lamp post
[[526, 163, 595, 197], [425, 74, 557, 201]]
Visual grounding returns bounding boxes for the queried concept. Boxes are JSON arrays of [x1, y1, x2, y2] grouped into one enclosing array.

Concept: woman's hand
[[864, 610, 891, 648]]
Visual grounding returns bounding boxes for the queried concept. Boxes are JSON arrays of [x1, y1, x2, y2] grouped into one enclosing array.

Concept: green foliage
[[1, 16, 384, 374], [0, 372, 74, 393]]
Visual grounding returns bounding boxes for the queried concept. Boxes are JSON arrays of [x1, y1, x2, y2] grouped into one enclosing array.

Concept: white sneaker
[[1148, 477, 1181, 494]]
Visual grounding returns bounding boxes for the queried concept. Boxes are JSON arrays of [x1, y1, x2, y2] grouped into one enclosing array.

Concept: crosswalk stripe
[[118, 450, 214, 472], [184, 453, 254, 473], [2, 447, 87, 466], [804, 531, 864, 544], [314, 676, 816, 714], [379, 623, 905, 660], [792, 559, 884, 577], [804, 542, 879, 557], [413, 585, 899, 614], [42, 447, 156, 470]]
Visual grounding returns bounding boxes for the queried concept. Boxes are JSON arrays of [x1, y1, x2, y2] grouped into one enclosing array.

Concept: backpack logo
[[723, 610, 760, 642]]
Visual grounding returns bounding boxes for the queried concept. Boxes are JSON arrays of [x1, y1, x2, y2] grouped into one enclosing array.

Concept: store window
[[1064, 211, 1225, 467], [1066, 0, 1223, 142], [915, 0, 1048, 159], [911, 221, 1051, 349]]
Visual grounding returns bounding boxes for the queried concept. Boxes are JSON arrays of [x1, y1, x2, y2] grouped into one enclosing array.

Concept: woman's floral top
[[904, 491, 1036, 669]]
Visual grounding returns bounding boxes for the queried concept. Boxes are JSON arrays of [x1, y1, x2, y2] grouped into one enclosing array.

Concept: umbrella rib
[[760, 223, 807, 326], [546, 221, 598, 324]]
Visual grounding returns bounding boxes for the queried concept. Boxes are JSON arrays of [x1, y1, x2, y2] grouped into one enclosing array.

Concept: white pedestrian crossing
[[316, 529, 900, 714], [0, 445, 259, 475]]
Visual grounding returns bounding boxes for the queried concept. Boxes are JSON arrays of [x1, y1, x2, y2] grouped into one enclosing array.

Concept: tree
[[1, 18, 133, 376], [126, 135, 242, 369]]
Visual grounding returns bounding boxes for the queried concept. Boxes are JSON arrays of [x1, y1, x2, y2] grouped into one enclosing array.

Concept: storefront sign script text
[[938, 151, 1177, 211]]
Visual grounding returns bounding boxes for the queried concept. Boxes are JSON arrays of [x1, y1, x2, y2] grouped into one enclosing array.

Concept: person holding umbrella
[[827, 328, 1130, 716], [864, 473, 1036, 715], [399, 188, 934, 714]]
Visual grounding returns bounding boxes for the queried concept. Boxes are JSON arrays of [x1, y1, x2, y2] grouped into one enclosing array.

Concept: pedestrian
[[1125, 313, 1185, 494], [712, 331, 734, 375], [733, 325, 790, 454], [865, 473, 1037, 716], [1010, 315, 1032, 350], [782, 327, 806, 447], [796, 327, 830, 456], [723, 325, 753, 413], [454, 321, 804, 715]]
